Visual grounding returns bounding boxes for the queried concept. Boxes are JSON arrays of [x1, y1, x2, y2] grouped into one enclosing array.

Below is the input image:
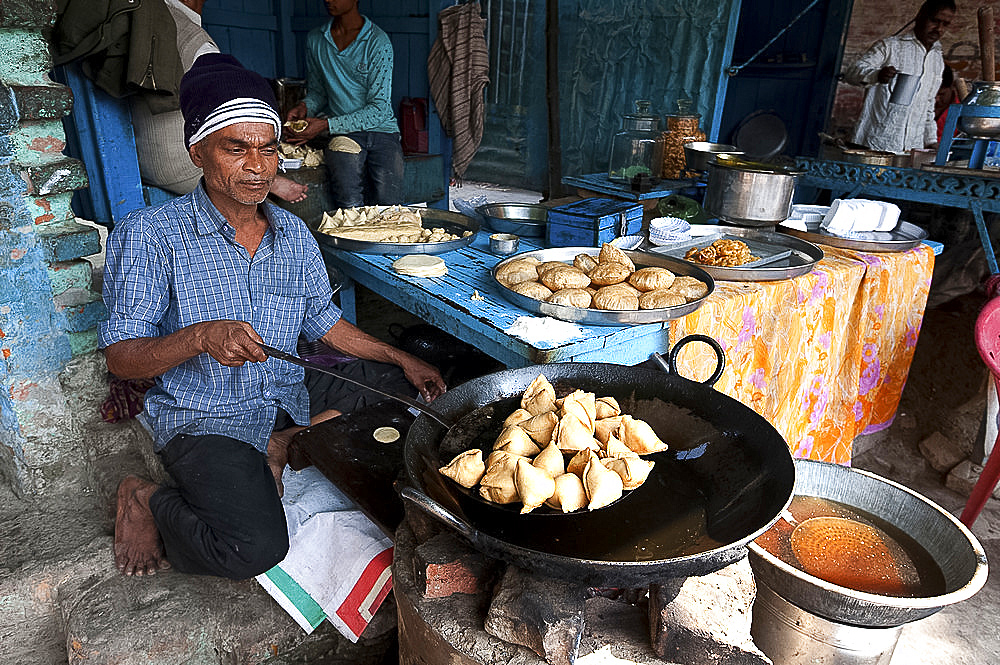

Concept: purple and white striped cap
[[180, 54, 281, 148]]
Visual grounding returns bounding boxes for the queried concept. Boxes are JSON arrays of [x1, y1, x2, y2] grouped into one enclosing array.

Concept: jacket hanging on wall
[[427, 1, 490, 181], [52, 0, 184, 114]]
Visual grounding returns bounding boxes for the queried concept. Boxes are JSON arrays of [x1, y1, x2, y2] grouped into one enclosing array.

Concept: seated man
[[283, 0, 404, 208], [130, 0, 308, 203], [101, 53, 446, 579]]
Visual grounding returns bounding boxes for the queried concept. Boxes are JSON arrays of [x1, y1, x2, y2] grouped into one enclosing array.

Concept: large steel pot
[[704, 156, 798, 227], [401, 348, 796, 587]]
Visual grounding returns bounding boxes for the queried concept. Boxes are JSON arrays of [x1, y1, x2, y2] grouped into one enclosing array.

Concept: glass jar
[[661, 111, 707, 179], [607, 100, 663, 183]]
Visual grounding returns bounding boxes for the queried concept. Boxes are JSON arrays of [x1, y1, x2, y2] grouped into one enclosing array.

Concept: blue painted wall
[[0, 83, 73, 475], [464, 0, 742, 190], [96, 1, 851, 194]]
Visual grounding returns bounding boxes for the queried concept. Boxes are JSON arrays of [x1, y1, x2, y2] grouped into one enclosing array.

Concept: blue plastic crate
[[547, 198, 643, 247]]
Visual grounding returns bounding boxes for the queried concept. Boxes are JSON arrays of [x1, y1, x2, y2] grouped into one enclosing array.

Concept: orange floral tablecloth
[[668, 244, 934, 464]]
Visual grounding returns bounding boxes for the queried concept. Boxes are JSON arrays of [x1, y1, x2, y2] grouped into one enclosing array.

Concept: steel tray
[[778, 221, 928, 253], [647, 227, 824, 281], [314, 208, 480, 255], [492, 248, 714, 326]]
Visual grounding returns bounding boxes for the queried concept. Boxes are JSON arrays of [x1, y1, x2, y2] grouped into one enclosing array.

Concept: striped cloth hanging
[[427, 1, 490, 181]]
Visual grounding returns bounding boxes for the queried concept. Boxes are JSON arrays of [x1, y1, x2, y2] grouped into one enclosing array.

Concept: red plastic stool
[[961, 296, 1000, 526]]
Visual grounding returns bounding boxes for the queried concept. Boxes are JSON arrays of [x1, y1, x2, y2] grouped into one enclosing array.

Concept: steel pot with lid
[[958, 81, 1000, 138], [704, 155, 799, 227]]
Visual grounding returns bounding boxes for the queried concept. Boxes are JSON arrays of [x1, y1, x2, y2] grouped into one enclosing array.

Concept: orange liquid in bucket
[[790, 517, 907, 596], [756, 496, 946, 598]]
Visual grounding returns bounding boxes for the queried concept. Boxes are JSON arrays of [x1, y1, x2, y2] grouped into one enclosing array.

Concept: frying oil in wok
[[755, 496, 946, 597]]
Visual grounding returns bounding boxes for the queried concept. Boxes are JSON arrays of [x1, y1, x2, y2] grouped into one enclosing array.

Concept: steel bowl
[[840, 148, 896, 166], [683, 141, 745, 172], [488, 233, 519, 255], [476, 202, 548, 237], [748, 459, 988, 628]]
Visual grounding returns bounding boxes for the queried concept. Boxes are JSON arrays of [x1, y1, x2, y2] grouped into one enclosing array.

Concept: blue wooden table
[[795, 156, 1000, 274], [561, 173, 704, 203], [319, 234, 673, 368]]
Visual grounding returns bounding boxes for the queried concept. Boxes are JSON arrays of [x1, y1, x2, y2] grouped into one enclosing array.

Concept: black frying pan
[[401, 344, 795, 586]]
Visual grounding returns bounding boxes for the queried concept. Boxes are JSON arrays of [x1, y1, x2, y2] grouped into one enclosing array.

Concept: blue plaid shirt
[[99, 184, 342, 452]]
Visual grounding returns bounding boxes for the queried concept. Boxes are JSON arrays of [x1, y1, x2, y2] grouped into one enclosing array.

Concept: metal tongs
[[259, 343, 453, 427]]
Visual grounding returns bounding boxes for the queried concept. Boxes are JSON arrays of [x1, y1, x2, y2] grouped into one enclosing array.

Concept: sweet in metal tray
[[646, 227, 824, 281], [492, 248, 714, 326], [314, 208, 480, 255], [778, 220, 928, 253]]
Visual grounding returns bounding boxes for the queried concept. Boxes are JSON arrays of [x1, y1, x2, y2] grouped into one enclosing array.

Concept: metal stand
[[935, 103, 1000, 169]]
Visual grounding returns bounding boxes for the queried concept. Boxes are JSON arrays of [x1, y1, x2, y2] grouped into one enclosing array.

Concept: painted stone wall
[[0, 0, 112, 495], [830, 0, 997, 137]]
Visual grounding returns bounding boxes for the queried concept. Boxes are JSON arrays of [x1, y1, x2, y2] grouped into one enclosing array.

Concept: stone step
[[53, 286, 106, 333], [0, 459, 399, 665], [34, 218, 101, 262]]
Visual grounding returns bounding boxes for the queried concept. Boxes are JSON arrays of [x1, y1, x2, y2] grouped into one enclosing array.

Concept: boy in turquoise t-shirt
[[285, 0, 403, 208]]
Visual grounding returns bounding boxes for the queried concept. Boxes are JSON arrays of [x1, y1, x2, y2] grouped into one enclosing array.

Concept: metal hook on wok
[[650, 334, 727, 386]]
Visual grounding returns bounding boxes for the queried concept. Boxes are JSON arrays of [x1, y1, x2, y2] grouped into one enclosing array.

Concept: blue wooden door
[[719, 0, 853, 159]]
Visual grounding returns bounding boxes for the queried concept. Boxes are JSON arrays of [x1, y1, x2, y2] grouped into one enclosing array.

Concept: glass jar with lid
[[607, 100, 663, 183], [661, 99, 706, 179]]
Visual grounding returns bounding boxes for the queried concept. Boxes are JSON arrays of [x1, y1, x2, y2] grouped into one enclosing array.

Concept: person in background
[[104, 54, 445, 579], [935, 64, 960, 141], [843, 0, 955, 152], [130, 0, 308, 203], [283, 0, 404, 209]]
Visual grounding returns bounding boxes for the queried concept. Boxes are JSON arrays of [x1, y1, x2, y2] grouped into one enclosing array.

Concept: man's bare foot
[[268, 409, 341, 497], [114, 476, 170, 576], [270, 175, 308, 203], [267, 430, 294, 498]]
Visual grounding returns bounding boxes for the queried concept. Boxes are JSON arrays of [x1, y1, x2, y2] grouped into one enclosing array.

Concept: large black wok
[[401, 349, 796, 587]]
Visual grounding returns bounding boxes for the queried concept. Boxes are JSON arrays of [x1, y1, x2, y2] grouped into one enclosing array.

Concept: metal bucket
[[752, 584, 903, 665], [747, 459, 988, 664]]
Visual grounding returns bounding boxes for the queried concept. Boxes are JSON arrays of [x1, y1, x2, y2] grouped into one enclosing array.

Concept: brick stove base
[[393, 509, 772, 665]]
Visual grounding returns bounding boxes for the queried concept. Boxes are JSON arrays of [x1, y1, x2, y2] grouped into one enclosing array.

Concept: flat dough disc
[[392, 255, 447, 277], [373, 427, 401, 443]]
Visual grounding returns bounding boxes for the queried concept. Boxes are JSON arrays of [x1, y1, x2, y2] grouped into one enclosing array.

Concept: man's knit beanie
[[179, 53, 281, 147]]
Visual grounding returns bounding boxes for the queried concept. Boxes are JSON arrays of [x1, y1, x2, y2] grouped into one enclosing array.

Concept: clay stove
[[393, 507, 771, 665]]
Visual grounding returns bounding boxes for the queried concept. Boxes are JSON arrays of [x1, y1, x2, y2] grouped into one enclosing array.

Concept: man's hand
[[285, 102, 308, 122], [196, 321, 267, 366], [283, 117, 327, 146], [877, 66, 898, 84], [398, 355, 447, 402]]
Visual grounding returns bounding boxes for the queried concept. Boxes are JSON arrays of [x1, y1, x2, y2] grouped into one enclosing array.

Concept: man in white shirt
[[844, 0, 955, 152]]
